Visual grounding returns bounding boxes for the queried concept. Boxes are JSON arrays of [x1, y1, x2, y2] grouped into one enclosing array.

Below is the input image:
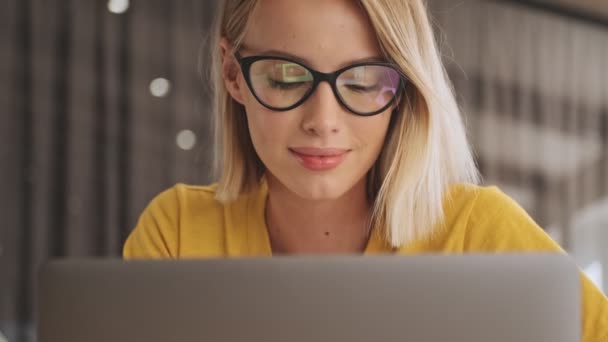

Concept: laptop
[[38, 254, 580, 342]]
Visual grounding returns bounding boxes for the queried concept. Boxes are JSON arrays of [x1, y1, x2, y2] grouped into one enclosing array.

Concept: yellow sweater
[[124, 182, 608, 341]]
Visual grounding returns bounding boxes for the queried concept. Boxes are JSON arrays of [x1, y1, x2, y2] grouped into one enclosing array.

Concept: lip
[[289, 147, 350, 171]]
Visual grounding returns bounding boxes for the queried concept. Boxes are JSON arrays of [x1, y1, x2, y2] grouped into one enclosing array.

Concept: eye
[[268, 78, 308, 90], [344, 83, 380, 93]]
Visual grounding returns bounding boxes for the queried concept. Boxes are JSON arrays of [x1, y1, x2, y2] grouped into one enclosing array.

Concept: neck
[[264, 174, 372, 255]]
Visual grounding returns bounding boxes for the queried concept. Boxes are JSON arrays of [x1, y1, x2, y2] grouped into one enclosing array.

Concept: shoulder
[[123, 183, 227, 258], [445, 183, 531, 225], [157, 182, 219, 203], [444, 182, 518, 211], [159, 183, 223, 214], [442, 182, 563, 252], [143, 183, 226, 230]]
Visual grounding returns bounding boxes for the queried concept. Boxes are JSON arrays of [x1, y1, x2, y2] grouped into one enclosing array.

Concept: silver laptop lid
[[38, 254, 580, 342]]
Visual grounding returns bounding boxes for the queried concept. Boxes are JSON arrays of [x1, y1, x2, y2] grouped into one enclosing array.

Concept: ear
[[219, 38, 246, 105]]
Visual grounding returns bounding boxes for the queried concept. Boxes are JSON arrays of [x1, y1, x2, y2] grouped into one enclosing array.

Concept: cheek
[[242, 99, 295, 157], [353, 112, 392, 152]]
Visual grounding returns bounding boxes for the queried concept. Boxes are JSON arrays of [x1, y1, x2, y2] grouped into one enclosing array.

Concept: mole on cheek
[[324, 232, 330, 236]]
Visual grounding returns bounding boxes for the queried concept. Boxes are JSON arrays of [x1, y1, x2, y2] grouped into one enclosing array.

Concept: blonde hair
[[209, 0, 479, 247]]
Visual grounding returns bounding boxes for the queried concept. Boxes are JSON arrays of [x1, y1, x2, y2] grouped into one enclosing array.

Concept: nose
[[300, 82, 343, 137]]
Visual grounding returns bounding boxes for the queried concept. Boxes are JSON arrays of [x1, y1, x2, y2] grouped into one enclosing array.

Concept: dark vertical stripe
[[511, 80, 521, 120], [531, 172, 545, 224], [529, 90, 542, 126], [473, 67, 484, 112], [16, 0, 32, 340], [561, 97, 572, 132], [165, 1, 175, 186], [94, 0, 108, 256], [493, 81, 507, 182], [476, 4, 488, 182], [49, 0, 71, 257], [576, 102, 587, 208], [601, 108, 608, 141], [530, 35, 542, 127], [476, 157, 486, 178], [576, 102, 587, 136], [600, 108, 608, 193], [118, 3, 132, 243], [558, 179, 572, 251]]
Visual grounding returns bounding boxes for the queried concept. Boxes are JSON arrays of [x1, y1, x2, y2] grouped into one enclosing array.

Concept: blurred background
[[0, 0, 607, 341]]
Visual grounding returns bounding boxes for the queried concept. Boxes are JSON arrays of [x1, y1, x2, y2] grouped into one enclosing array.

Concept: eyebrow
[[239, 46, 388, 68]]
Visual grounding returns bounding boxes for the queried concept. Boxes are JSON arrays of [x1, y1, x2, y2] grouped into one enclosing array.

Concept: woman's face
[[224, 0, 394, 200]]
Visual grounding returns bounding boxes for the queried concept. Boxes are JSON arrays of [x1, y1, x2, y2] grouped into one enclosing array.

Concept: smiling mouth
[[288, 148, 350, 171]]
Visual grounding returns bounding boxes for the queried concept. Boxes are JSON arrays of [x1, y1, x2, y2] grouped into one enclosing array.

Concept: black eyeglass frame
[[234, 52, 407, 116]]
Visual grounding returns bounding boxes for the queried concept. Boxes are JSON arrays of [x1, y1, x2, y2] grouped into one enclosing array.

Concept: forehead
[[243, 0, 382, 72]]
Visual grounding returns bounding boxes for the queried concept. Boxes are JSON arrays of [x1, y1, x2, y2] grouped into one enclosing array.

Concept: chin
[[294, 186, 344, 201], [288, 176, 354, 201], [265, 163, 366, 201]]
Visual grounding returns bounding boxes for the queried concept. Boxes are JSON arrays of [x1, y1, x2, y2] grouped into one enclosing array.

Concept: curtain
[[0, 1, 217, 340]]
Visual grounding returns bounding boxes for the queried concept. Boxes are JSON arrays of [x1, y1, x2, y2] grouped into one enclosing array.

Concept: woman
[[124, 0, 608, 339]]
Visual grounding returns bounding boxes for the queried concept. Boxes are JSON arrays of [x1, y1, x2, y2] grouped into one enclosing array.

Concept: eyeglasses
[[234, 52, 405, 116]]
